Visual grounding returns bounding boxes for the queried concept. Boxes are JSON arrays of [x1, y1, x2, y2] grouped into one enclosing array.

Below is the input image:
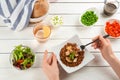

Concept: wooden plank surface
[[0, 39, 120, 53], [0, 3, 120, 26], [0, 53, 120, 68], [1, 13, 120, 28], [0, 67, 119, 80], [0, 26, 120, 40], [49, 3, 120, 14]]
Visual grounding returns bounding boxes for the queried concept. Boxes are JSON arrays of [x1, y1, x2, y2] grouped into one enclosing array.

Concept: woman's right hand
[[92, 35, 120, 79], [91, 35, 114, 60]]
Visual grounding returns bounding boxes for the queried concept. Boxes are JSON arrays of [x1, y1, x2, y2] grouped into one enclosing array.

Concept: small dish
[[30, 13, 48, 23], [50, 15, 63, 27], [79, 7, 99, 27], [52, 35, 94, 73], [30, 0, 50, 23], [104, 19, 120, 38]]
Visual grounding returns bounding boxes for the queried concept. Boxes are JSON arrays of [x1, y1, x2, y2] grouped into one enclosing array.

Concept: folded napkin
[[0, 0, 36, 31]]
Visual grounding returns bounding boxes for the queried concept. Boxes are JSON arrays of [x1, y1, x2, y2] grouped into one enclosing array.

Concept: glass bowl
[[10, 45, 35, 70], [33, 21, 51, 42]]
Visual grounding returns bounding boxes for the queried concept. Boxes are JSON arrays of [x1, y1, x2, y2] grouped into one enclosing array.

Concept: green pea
[[81, 11, 98, 26]]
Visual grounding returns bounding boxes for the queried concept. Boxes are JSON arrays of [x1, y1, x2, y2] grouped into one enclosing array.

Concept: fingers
[[91, 42, 97, 49], [99, 35, 107, 45], [42, 51, 58, 68], [92, 35, 109, 49], [92, 35, 100, 49], [106, 39, 111, 44], [43, 50, 48, 62], [92, 35, 99, 41], [42, 50, 49, 69], [47, 53, 53, 65], [52, 52, 58, 66]]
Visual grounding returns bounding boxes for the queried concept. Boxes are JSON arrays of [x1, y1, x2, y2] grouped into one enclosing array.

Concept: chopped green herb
[[69, 52, 75, 60], [51, 15, 63, 27], [81, 11, 98, 26]]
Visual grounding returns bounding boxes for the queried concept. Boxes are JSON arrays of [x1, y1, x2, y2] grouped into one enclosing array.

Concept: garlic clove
[[73, 58, 77, 62], [66, 57, 72, 63]]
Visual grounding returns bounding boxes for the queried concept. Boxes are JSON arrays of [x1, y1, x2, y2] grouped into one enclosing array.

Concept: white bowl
[[50, 15, 63, 27], [104, 19, 120, 38], [51, 35, 95, 73], [30, 13, 49, 23], [30, 0, 50, 23], [79, 7, 99, 27]]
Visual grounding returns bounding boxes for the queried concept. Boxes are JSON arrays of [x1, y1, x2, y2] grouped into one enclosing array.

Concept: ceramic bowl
[[104, 19, 120, 38], [51, 35, 94, 73], [79, 7, 99, 27], [30, 0, 50, 23]]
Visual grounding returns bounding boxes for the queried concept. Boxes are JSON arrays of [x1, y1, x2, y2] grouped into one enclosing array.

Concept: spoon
[[80, 35, 109, 50]]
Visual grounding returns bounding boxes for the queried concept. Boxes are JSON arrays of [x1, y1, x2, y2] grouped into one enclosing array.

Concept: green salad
[[81, 11, 98, 26], [11, 45, 35, 70]]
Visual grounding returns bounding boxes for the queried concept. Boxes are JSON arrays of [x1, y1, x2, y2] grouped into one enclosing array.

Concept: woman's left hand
[[42, 50, 60, 80]]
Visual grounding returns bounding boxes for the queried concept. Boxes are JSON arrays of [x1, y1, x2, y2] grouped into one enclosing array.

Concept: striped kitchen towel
[[0, 0, 36, 31]]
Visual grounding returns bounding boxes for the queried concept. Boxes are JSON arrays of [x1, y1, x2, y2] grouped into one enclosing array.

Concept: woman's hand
[[92, 35, 120, 79], [42, 50, 59, 80], [91, 35, 114, 60]]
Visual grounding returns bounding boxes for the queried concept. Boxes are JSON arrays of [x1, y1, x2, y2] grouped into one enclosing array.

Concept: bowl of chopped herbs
[[50, 15, 63, 27], [80, 8, 99, 27], [10, 45, 35, 70]]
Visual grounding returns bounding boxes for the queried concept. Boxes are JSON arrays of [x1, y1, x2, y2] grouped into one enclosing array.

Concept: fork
[[80, 35, 109, 50]]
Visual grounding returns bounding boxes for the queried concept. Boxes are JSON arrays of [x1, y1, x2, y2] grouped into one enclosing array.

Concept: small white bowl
[[30, 0, 50, 23], [51, 35, 94, 73], [30, 13, 49, 23], [104, 19, 120, 38], [79, 7, 99, 27], [50, 15, 63, 27]]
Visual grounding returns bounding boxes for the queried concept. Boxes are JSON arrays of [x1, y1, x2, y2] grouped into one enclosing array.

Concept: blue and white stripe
[[0, 0, 36, 31]]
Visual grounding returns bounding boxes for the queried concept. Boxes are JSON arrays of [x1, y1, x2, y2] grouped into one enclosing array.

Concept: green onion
[[69, 52, 75, 60], [51, 15, 63, 27]]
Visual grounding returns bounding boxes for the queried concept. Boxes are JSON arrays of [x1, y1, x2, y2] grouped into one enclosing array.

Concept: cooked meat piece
[[73, 58, 77, 62], [66, 46, 72, 51], [65, 51, 70, 56]]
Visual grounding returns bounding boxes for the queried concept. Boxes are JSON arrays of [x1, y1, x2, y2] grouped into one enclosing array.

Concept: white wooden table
[[0, 0, 120, 80]]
